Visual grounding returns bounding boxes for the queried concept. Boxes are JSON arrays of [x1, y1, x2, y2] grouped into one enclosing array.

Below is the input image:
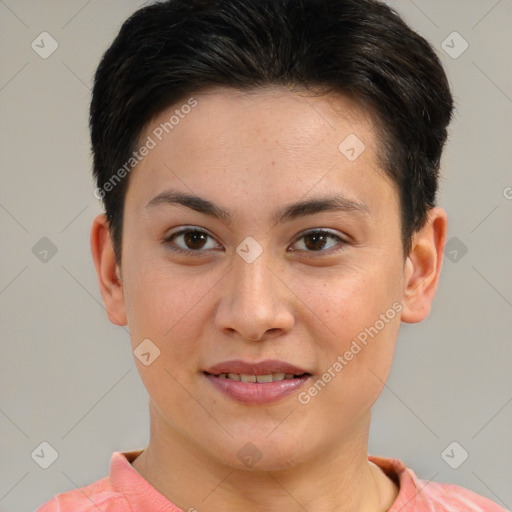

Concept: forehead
[[167, 85, 377, 149], [125, 85, 395, 217]]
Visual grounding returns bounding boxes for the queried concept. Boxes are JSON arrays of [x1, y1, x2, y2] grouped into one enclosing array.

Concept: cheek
[[294, 256, 403, 403], [122, 259, 213, 420], [298, 261, 402, 346], [122, 252, 209, 361]]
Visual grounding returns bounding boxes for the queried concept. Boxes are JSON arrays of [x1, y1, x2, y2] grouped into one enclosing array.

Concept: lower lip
[[204, 373, 311, 404]]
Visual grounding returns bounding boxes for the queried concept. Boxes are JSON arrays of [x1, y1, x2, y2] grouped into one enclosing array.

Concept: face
[[101, 86, 416, 469]]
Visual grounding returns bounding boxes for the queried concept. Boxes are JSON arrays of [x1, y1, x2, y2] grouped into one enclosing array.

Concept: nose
[[214, 248, 295, 342]]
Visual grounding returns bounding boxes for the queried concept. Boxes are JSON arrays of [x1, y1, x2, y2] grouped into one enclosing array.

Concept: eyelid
[[293, 227, 348, 243]]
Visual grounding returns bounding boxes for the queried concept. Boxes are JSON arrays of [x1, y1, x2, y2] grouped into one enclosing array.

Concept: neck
[[131, 402, 398, 512]]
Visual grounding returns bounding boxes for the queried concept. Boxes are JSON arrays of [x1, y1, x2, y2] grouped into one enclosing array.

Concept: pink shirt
[[35, 450, 508, 512]]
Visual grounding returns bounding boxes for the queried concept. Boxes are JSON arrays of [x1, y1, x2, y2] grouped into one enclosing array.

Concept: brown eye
[[291, 229, 346, 255], [182, 230, 208, 250], [164, 228, 221, 255]]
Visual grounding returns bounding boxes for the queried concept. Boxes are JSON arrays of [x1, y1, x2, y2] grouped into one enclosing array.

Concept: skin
[[90, 86, 447, 512]]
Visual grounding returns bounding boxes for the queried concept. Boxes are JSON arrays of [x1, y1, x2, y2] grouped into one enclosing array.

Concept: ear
[[90, 213, 127, 326], [401, 207, 447, 323]]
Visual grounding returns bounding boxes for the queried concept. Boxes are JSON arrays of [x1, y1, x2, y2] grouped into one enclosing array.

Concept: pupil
[[305, 232, 327, 251], [186, 231, 206, 249]]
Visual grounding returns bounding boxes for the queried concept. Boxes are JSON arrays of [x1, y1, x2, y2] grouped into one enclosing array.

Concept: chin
[[206, 434, 314, 472]]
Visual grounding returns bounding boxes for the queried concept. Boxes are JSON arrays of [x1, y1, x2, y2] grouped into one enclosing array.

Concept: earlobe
[[401, 207, 447, 324], [90, 213, 127, 326]]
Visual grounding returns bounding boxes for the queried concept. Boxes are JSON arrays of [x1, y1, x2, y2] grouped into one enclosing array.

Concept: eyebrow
[[145, 188, 370, 225]]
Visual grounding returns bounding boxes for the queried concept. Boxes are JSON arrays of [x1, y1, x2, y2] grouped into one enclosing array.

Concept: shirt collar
[[109, 450, 183, 512], [110, 450, 422, 512]]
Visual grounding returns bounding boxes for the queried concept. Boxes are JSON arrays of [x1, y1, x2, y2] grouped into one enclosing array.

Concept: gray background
[[0, 1, 511, 511]]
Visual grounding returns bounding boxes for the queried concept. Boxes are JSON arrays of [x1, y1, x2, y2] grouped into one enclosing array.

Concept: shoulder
[[369, 455, 509, 512], [404, 465, 509, 512], [413, 477, 509, 512], [34, 476, 130, 512]]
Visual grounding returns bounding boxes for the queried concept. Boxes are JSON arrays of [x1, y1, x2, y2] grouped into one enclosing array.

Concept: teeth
[[214, 372, 300, 382], [256, 374, 273, 383]]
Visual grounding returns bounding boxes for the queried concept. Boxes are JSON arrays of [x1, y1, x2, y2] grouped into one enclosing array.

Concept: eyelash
[[162, 227, 348, 257]]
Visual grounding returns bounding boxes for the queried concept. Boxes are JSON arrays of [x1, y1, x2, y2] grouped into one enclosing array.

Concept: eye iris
[[185, 231, 207, 250], [173, 230, 338, 253], [304, 232, 328, 251]]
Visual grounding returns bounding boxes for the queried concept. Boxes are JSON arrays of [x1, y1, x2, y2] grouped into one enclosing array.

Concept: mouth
[[203, 360, 312, 404], [205, 372, 308, 383]]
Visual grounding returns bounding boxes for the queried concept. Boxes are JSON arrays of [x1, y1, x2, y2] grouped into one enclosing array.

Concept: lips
[[204, 359, 312, 404], [205, 359, 310, 377]]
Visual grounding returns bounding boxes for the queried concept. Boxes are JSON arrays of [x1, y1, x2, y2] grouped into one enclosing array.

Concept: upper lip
[[204, 359, 310, 376]]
